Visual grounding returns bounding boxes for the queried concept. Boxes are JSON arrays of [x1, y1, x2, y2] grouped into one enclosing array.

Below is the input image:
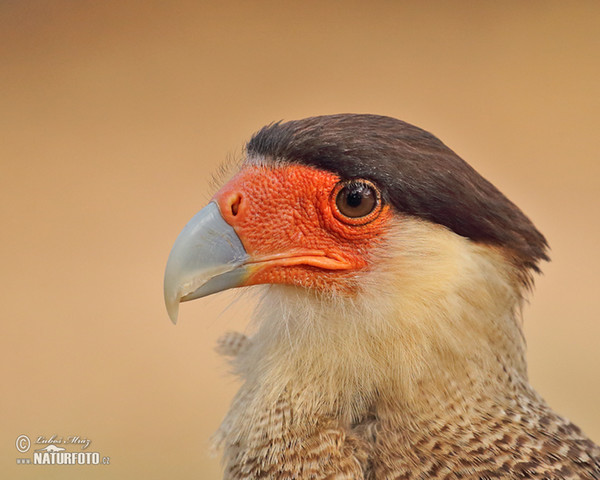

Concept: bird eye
[[333, 180, 381, 223]]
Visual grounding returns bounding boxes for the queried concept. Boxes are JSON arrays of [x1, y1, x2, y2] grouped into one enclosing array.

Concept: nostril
[[230, 194, 241, 216]]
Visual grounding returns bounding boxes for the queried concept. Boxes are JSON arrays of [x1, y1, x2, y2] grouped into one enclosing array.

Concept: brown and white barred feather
[[216, 332, 370, 480], [216, 333, 600, 479]]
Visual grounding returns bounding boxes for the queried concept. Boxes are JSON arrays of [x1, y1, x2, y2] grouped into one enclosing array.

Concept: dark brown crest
[[247, 114, 549, 275]]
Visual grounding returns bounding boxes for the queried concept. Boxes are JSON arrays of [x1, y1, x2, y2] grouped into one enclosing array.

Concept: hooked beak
[[163, 202, 250, 324]]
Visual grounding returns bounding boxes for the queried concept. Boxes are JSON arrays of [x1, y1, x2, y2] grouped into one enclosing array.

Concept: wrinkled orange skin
[[212, 164, 392, 292]]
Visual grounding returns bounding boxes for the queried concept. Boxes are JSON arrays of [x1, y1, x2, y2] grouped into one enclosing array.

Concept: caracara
[[164, 114, 600, 479]]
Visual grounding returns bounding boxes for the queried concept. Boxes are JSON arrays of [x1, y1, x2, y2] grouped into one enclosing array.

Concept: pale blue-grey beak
[[163, 202, 250, 324]]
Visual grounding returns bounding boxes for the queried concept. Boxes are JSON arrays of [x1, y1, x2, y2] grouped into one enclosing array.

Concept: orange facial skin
[[212, 163, 393, 293]]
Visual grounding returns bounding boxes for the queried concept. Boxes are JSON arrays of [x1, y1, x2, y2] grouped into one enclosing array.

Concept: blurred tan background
[[1, 1, 599, 478]]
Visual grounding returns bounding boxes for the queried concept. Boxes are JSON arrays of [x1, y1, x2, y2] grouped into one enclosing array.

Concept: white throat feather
[[214, 216, 529, 448]]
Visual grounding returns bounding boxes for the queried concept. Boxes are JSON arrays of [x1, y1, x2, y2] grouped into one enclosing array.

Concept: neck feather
[[216, 219, 533, 448]]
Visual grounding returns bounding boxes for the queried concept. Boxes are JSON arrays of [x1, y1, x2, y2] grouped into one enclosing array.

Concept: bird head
[[164, 114, 549, 408], [165, 114, 547, 320]]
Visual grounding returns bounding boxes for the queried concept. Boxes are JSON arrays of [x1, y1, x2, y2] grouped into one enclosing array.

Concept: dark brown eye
[[335, 180, 380, 220]]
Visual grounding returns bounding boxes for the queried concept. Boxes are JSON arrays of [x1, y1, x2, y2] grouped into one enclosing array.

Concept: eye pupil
[[335, 180, 380, 220], [346, 190, 363, 208]]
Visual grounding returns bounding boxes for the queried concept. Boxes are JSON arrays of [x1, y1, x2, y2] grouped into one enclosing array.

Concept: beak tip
[[165, 292, 180, 325]]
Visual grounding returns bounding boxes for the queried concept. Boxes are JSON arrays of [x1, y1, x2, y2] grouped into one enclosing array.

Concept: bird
[[164, 114, 600, 479]]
